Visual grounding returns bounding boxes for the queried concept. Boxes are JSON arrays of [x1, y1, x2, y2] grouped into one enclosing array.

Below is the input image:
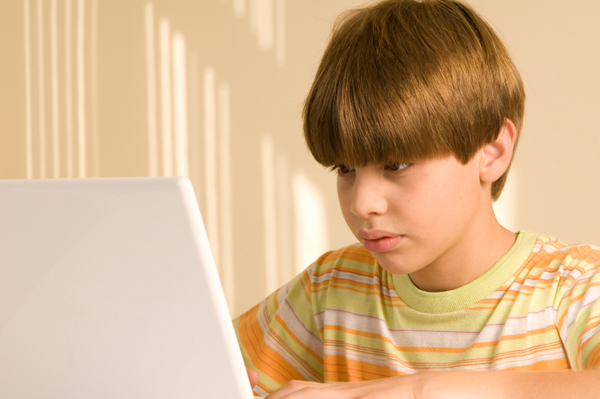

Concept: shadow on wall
[[18, 0, 335, 316], [23, 0, 99, 179], [144, 0, 296, 312], [261, 137, 330, 295], [15, 0, 522, 316]]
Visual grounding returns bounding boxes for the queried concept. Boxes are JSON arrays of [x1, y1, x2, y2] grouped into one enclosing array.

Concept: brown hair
[[303, 0, 525, 200]]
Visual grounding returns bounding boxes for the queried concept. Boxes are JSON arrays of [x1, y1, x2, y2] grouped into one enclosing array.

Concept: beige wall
[[1, 0, 599, 317]]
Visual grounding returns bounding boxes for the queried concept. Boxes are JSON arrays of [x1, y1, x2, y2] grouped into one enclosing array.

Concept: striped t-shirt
[[234, 231, 600, 396]]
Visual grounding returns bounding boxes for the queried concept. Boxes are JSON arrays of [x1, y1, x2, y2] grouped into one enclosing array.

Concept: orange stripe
[[239, 305, 305, 388], [324, 355, 399, 381], [586, 339, 600, 369], [582, 316, 600, 346], [501, 358, 569, 371], [273, 312, 323, 364]]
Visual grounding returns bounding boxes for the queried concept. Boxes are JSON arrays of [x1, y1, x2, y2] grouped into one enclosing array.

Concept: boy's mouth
[[359, 230, 402, 252]]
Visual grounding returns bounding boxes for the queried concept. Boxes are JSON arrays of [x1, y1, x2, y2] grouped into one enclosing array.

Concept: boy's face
[[336, 154, 489, 283]]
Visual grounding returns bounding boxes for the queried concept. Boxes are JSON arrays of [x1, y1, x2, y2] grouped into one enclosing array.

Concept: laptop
[[0, 177, 257, 398]]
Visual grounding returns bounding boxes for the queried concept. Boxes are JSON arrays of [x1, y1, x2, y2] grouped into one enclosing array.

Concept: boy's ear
[[479, 119, 517, 183]]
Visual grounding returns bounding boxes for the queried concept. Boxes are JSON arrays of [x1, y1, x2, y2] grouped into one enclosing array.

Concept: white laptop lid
[[0, 177, 253, 399]]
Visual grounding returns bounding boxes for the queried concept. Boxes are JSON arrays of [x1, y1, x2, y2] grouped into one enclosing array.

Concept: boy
[[235, 0, 600, 397]]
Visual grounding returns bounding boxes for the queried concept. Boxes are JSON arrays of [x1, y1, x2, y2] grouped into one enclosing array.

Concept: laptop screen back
[[0, 177, 253, 398]]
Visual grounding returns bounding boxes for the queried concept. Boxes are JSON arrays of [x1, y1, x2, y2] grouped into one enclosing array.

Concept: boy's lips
[[359, 230, 403, 252]]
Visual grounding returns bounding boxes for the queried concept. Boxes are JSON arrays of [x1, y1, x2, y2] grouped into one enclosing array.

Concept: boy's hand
[[263, 370, 600, 399], [247, 368, 259, 389], [263, 375, 421, 399]]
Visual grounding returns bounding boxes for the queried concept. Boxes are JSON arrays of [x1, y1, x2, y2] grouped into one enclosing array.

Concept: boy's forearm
[[420, 370, 600, 399]]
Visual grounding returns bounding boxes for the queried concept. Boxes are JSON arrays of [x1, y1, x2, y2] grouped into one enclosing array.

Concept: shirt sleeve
[[555, 246, 600, 370], [233, 265, 325, 396]]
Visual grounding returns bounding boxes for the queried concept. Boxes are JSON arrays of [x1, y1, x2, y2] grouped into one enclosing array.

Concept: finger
[[247, 368, 259, 388]]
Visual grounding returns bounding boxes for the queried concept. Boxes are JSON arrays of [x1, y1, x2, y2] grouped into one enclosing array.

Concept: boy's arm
[[422, 370, 600, 399], [233, 265, 325, 396], [263, 370, 600, 399]]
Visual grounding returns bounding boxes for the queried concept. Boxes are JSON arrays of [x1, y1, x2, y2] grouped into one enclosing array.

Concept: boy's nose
[[349, 173, 387, 218]]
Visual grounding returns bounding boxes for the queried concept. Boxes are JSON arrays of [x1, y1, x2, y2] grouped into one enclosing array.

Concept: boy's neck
[[408, 213, 517, 293]]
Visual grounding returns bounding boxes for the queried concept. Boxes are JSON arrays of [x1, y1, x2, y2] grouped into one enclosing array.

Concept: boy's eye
[[332, 164, 355, 175], [385, 162, 411, 171]]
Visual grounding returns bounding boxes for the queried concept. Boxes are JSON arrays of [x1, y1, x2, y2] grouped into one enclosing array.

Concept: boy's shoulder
[[315, 243, 377, 268], [514, 234, 600, 306], [309, 243, 381, 277], [527, 233, 600, 269]]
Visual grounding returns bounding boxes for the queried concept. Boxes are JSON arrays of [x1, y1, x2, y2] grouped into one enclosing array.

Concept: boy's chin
[[370, 252, 421, 276]]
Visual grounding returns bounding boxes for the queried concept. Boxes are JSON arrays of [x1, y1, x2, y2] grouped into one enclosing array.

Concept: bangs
[[307, 101, 457, 168], [304, 61, 461, 167]]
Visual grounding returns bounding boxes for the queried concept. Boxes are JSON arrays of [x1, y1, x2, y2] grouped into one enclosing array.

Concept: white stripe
[[320, 304, 560, 350], [560, 298, 584, 347], [89, 0, 99, 176], [476, 307, 556, 343], [277, 300, 323, 356], [538, 269, 559, 282], [76, 0, 86, 177], [262, 137, 278, 294], [490, 348, 566, 370], [276, 155, 293, 283], [37, 0, 46, 178], [204, 67, 219, 268], [253, 386, 270, 397], [65, 0, 74, 178], [257, 0, 273, 50], [292, 174, 329, 274], [558, 270, 599, 345], [558, 263, 584, 283], [322, 308, 479, 349], [145, 3, 158, 176], [544, 243, 585, 255], [50, 0, 60, 178], [233, 0, 245, 17], [187, 52, 201, 203], [581, 319, 600, 346], [24, 0, 33, 179], [159, 19, 172, 175], [310, 270, 333, 285], [172, 33, 188, 177], [488, 290, 509, 299], [218, 83, 234, 307]]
